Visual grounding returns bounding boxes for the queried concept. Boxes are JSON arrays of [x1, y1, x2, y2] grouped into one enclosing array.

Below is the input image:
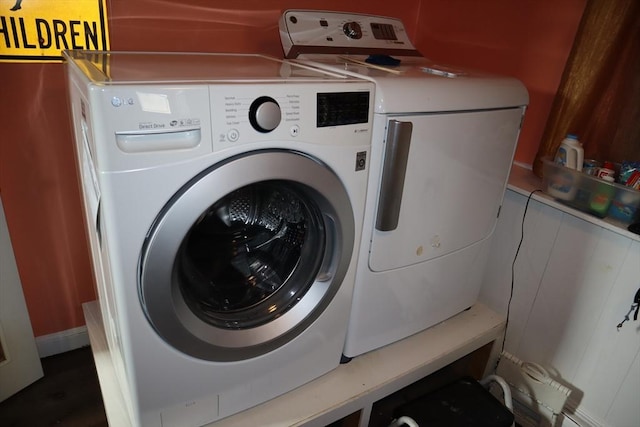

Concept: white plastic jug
[[554, 134, 584, 171]]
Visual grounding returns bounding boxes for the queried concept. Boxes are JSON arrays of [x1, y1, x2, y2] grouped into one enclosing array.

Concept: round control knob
[[343, 21, 363, 39], [249, 96, 281, 133]]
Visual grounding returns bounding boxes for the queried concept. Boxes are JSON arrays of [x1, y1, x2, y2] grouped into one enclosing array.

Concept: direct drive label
[[0, 0, 109, 62]]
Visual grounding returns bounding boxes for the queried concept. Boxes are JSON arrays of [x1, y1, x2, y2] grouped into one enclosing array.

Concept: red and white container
[[596, 161, 616, 180]]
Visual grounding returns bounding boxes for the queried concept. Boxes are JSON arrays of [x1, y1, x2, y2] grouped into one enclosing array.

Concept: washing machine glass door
[[139, 150, 355, 361]]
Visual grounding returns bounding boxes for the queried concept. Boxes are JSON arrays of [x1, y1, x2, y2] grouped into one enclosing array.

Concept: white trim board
[[36, 326, 90, 358]]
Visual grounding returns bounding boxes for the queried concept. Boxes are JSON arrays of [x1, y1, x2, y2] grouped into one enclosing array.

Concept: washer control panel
[[209, 82, 373, 150], [94, 81, 373, 170]]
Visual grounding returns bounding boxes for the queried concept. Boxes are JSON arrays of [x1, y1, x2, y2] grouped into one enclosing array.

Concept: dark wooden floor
[[0, 346, 108, 427]]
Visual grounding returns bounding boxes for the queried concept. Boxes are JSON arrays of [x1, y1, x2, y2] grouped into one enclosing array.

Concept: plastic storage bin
[[542, 157, 640, 223], [391, 377, 514, 427]]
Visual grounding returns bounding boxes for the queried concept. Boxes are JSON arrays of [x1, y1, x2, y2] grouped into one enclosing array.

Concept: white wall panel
[[604, 348, 640, 427], [519, 218, 630, 379], [481, 191, 562, 353], [480, 189, 640, 427], [510, 196, 563, 354], [569, 240, 640, 423]]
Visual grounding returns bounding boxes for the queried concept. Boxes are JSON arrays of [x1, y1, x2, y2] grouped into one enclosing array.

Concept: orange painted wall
[[415, 0, 587, 165], [0, 0, 585, 337]]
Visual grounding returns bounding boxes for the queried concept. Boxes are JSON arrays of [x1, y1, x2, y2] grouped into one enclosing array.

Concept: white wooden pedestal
[[83, 301, 505, 427]]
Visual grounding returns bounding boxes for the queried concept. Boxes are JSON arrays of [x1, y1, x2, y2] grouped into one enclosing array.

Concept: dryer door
[[370, 107, 524, 271], [139, 150, 355, 361]]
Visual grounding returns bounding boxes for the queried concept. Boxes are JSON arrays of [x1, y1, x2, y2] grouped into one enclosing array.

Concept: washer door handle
[[376, 120, 412, 232]]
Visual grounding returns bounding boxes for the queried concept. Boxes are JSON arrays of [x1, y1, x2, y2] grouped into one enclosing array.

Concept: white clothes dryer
[[65, 50, 373, 426], [279, 11, 529, 359]]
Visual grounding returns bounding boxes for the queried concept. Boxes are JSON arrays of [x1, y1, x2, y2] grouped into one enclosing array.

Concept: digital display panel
[[317, 92, 370, 127], [370, 23, 397, 40]]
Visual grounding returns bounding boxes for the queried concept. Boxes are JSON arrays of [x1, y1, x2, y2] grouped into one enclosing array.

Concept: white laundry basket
[[496, 352, 572, 427]]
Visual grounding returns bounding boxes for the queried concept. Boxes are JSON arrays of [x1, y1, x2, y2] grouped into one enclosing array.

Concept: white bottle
[[554, 134, 584, 171]]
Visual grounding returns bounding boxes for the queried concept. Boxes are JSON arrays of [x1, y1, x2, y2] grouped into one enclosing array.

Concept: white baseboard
[[562, 398, 605, 427], [35, 326, 90, 358]]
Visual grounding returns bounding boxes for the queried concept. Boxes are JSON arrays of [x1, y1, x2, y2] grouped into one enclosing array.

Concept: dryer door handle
[[376, 120, 412, 232]]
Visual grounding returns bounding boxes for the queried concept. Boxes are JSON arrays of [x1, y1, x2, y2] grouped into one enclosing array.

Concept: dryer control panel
[[279, 10, 419, 58]]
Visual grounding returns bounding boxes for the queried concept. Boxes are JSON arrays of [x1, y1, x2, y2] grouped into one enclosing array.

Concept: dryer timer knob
[[249, 97, 281, 133], [343, 21, 363, 39]]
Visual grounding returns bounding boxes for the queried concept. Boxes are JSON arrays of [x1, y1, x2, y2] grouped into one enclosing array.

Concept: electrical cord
[[496, 189, 543, 369]]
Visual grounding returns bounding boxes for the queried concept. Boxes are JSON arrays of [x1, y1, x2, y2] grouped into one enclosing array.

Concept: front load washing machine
[[65, 50, 373, 426], [280, 11, 529, 359]]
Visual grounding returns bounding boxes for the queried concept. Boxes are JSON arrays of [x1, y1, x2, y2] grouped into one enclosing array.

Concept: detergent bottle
[[554, 134, 584, 171]]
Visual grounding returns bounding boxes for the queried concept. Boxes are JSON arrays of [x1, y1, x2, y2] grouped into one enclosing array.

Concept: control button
[[111, 97, 122, 107], [343, 21, 362, 39], [290, 125, 300, 137], [249, 96, 281, 133], [227, 129, 240, 142]]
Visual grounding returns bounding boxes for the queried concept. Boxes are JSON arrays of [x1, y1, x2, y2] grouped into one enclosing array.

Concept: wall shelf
[[508, 164, 640, 242], [83, 302, 505, 427]]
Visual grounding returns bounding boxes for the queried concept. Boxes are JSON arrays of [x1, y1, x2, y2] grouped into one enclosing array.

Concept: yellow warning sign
[[0, 0, 109, 62]]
